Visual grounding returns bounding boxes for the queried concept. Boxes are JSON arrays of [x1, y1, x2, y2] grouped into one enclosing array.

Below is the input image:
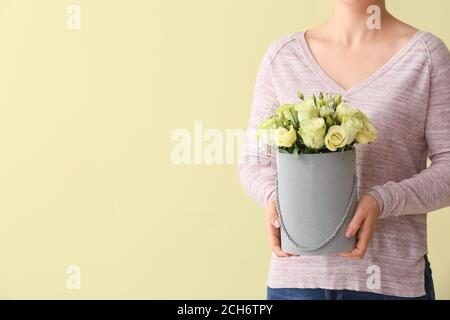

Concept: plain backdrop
[[0, 0, 449, 299]]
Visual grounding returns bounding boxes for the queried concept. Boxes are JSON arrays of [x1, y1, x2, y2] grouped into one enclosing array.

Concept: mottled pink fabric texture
[[238, 31, 450, 297]]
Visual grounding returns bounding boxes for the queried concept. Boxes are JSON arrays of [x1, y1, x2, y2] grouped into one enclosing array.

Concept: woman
[[239, 0, 450, 300]]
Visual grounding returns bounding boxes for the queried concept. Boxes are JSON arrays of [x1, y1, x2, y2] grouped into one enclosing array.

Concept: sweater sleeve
[[238, 43, 280, 208], [367, 36, 450, 219]]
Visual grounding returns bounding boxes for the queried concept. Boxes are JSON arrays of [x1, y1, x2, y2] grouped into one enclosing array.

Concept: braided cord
[[275, 174, 358, 252]]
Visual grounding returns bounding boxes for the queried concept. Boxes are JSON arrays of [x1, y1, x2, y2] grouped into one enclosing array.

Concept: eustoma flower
[[337, 103, 377, 145], [299, 117, 326, 149], [275, 125, 297, 148], [294, 98, 319, 123], [256, 91, 377, 154], [356, 120, 377, 144], [275, 104, 299, 128], [257, 116, 281, 146], [341, 116, 364, 145], [336, 102, 361, 123], [324, 125, 348, 151]]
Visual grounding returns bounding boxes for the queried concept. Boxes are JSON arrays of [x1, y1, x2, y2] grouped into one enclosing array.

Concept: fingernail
[[346, 228, 353, 238], [273, 219, 280, 228]]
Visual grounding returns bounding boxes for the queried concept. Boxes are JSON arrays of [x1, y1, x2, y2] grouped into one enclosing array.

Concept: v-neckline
[[295, 30, 426, 96]]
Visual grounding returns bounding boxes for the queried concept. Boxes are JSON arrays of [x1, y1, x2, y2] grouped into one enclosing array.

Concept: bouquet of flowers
[[257, 91, 377, 154], [257, 91, 378, 255]]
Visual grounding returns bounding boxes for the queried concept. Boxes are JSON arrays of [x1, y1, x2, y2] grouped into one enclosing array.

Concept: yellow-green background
[[0, 0, 448, 299]]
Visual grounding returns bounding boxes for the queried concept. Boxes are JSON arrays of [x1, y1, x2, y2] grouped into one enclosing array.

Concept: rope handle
[[275, 174, 358, 252]]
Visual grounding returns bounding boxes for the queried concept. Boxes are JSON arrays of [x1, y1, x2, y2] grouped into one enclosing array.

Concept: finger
[[267, 222, 281, 249], [339, 223, 372, 259], [338, 240, 366, 258], [267, 219, 292, 257], [270, 231, 297, 257], [271, 217, 280, 229], [271, 237, 299, 257], [267, 216, 281, 248], [354, 224, 371, 257], [338, 248, 361, 259], [345, 207, 365, 238], [272, 245, 291, 257]]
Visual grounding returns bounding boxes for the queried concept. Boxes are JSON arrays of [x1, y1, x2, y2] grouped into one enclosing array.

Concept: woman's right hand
[[266, 196, 293, 257]]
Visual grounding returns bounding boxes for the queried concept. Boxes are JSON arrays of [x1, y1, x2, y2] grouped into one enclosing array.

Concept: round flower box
[[276, 148, 358, 255]]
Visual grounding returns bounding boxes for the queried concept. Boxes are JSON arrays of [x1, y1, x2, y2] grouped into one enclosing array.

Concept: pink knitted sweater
[[239, 30, 450, 297]]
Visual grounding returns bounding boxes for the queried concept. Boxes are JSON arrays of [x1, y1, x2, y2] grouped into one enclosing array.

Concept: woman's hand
[[266, 196, 292, 257], [339, 193, 381, 259]]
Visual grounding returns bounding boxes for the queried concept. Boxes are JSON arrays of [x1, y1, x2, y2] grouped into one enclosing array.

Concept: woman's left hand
[[338, 193, 381, 259]]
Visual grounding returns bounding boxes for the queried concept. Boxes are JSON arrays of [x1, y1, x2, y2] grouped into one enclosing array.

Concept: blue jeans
[[267, 256, 435, 300]]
